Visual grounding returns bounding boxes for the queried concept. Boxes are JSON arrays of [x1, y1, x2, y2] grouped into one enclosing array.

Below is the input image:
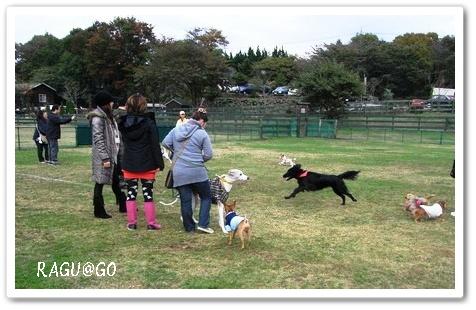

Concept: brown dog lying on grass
[[411, 200, 447, 223], [224, 201, 251, 249], [404, 193, 435, 212]]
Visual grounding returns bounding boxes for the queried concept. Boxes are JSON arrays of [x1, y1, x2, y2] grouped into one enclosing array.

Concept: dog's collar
[[298, 170, 308, 178], [218, 175, 233, 192]]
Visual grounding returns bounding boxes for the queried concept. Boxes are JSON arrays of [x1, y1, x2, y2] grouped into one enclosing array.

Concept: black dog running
[[283, 164, 360, 205]]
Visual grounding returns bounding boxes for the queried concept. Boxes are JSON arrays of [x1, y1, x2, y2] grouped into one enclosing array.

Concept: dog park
[[11, 9, 460, 294], [14, 119, 456, 289]]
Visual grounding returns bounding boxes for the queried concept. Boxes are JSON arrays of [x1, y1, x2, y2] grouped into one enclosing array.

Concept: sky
[[13, 7, 457, 58]]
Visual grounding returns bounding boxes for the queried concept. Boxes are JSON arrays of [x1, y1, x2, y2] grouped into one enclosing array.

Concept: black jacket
[[33, 118, 48, 140], [47, 113, 72, 139], [118, 113, 164, 172]]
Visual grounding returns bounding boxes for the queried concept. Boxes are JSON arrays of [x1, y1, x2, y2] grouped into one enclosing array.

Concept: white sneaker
[[180, 216, 199, 224], [197, 226, 214, 234]]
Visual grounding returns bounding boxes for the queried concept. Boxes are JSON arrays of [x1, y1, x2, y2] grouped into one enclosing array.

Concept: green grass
[[15, 137, 455, 289]]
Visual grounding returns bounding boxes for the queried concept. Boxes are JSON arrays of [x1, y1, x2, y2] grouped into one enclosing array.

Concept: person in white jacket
[[176, 111, 188, 127]]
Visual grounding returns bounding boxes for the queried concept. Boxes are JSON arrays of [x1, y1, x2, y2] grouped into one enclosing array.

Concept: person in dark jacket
[[33, 110, 49, 163], [113, 100, 128, 189], [87, 91, 126, 219], [118, 94, 164, 231], [46, 105, 74, 165]]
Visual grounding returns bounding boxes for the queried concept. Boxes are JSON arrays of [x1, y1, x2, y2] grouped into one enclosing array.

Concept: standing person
[[119, 94, 164, 231], [87, 91, 126, 219], [46, 104, 75, 165], [176, 110, 188, 127], [450, 160, 455, 178], [32, 110, 49, 163], [162, 108, 214, 234], [113, 101, 128, 189]]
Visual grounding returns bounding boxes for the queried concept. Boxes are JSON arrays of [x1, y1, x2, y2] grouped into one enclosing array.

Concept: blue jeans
[[48, 138, 59, 162], [177, 180, 212, 232]]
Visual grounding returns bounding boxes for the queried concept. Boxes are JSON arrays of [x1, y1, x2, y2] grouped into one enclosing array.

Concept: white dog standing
[[279, 154, 296, 166], [191, 169, 249, 233]]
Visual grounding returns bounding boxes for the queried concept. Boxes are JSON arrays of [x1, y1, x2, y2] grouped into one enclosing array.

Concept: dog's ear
[[295, 164, 301, 169]]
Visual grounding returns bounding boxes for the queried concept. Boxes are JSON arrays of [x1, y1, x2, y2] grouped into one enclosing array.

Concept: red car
[[409, 98, 426, 110]]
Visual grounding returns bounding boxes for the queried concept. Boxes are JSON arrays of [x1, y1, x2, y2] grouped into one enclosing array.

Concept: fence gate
[[306, 119, 338, 138], [75, 124, 174, 146]]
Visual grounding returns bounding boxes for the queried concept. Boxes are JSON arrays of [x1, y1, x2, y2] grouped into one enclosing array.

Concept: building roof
[[164, 98, 191, 107], [15, 82, 57, 93]]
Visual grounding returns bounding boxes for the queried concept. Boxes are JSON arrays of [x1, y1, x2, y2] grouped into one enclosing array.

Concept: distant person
[[87, 91, 126, 219], [113, 100, 128, 188], [176, 110, 188, 127], [118, 94, 164, 231], [32, 110, 49, 163], [46, 104, 75, 165]]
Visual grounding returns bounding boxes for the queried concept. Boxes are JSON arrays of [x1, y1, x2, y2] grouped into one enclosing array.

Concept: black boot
[[94, 200, 112, 219], [93, 184, 111, 219], [117, 192, 127, 213]]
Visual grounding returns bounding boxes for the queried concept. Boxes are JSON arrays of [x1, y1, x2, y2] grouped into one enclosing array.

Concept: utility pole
[[363, 74, 367, 98]]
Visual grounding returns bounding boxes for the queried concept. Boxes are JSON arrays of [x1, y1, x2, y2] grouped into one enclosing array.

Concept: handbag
[[164, 138, 192, 189], [36, 124, 48, 144], [164, 170, 174, 189]]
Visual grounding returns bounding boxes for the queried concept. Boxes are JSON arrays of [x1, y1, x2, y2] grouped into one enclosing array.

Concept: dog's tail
[[338, 170, 360, 180], [243, 218, 251, 237]]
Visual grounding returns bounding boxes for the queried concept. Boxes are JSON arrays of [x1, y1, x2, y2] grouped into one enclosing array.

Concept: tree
[[298, 60, 363, 118], [15, 33, 64, 83], [310, 32, 454, 99], [135, 39, 228, 105], [186, 27, 229, 51], [84, 17, 156, 97], [432, 35, 455, 88], [253, 56, 298, 87], [62, 80, 88, 110]]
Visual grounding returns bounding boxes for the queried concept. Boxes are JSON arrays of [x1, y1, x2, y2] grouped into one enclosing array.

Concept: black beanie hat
[[93, 91, 114, 108]]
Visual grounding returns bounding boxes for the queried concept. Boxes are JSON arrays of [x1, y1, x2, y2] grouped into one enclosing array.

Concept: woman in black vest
[[32, 110, 49, 163]]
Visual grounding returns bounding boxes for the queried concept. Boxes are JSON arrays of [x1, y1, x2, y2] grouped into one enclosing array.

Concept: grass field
[[15, 137, 456, 289]]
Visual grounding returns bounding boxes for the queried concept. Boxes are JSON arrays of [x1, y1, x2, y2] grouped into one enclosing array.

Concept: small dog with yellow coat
[[224, 201, 251, 249]]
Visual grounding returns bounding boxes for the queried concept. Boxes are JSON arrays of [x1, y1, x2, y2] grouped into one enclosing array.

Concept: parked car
[[425, 95, 454, 111], [272, 86, 289, 95], [229, 85, 240, 93], [288, 88, 300, 96], [409, 98, 426, 110], [426, 95, 454, 104], [239, 84, 259, 95]]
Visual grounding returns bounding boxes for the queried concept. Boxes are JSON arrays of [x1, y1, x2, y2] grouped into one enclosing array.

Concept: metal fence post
[[16, 127, 21, 150], [259, 118, 263, 139]]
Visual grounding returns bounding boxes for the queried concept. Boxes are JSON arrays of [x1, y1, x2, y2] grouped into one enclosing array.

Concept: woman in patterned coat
[[87, 91, 126, 219]]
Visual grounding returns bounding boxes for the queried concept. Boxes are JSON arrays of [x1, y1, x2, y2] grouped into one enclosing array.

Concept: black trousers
[[93, 164, 126, 215], [35, 141, 49, 162]]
